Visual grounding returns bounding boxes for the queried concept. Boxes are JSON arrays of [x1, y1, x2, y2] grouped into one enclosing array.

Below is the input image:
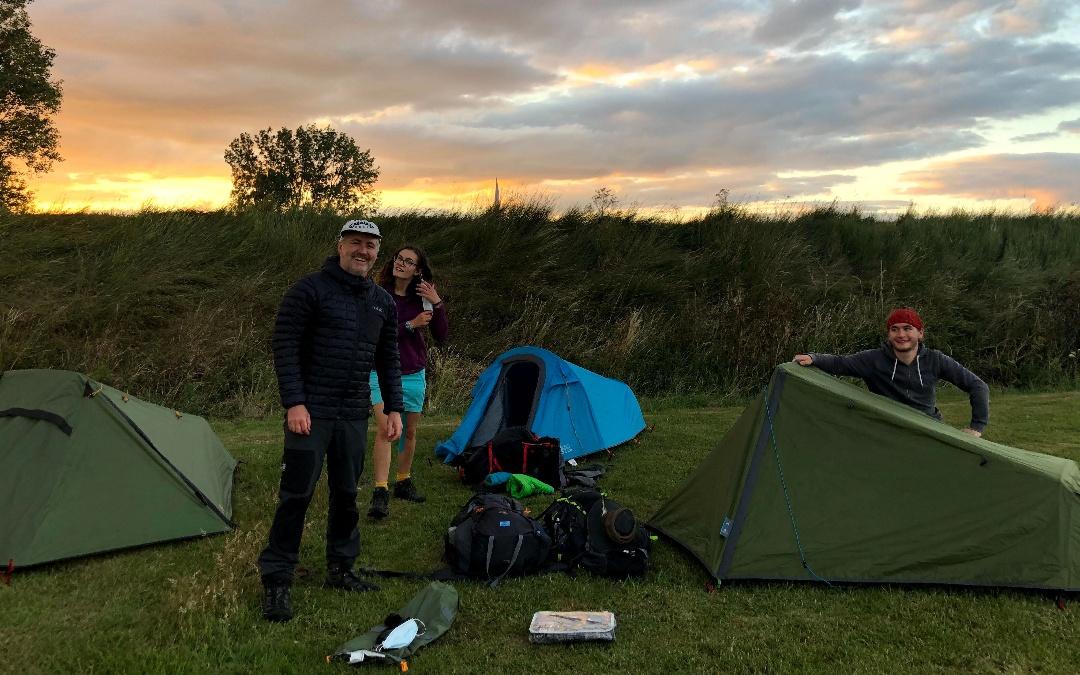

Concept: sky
[[26, 0, 1080, 215]]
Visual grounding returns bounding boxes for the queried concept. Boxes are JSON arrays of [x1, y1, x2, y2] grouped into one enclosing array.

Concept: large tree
[[0, 0, 62, 212], [224, 125, 379, 212]]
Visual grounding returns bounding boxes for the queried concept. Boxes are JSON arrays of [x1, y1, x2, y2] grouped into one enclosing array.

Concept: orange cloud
[[900, 153, 1080, 209]]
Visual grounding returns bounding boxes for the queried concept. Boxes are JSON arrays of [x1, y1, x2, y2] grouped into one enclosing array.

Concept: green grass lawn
[[4, 389, 1080, 674]]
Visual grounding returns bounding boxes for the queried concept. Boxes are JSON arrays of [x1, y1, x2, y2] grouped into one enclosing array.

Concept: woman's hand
[[417, 280, 441, 305], [408, 311, 433, 329]]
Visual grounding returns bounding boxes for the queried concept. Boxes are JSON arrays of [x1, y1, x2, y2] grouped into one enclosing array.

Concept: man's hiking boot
[[393, 477, 426, 503], [262, 584, 293, 623], [325, 564, 380, 592], [368, 487, 390, 519]]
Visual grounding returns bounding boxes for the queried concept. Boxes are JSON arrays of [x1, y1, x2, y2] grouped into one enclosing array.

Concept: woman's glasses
[[394, 255, 417, 267]]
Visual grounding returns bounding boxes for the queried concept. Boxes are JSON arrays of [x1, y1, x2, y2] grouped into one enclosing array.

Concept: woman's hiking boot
[[324, 564, 380, 592], [368, 487, 390, 519], [393, 477, 426, 503], [261, 584, 293, 623]]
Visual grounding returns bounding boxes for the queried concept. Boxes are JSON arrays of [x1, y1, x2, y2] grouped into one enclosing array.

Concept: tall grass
[[2, 202, 1078, 416]]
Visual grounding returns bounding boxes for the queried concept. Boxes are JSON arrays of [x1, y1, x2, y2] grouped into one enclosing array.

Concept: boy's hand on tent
[[962, 428, 982, 438], [793, 354, 813, 366], [286, 404, 312, 435], [385, 411, 403, 442]]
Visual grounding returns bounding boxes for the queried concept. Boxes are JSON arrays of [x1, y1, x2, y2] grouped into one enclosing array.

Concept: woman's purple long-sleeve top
[[391, 292, 448, 375]]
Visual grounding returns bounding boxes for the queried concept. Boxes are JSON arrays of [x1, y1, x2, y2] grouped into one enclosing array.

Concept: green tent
[[649, 363, 1080, 591], [0, 369, 236, 568]]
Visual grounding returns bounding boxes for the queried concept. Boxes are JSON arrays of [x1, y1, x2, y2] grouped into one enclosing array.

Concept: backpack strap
[[487, 441, 504, 474], [357, 567, 435, 581], [486, 534, 525, 589]]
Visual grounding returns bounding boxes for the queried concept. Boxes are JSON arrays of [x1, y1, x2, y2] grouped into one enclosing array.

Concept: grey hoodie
[[809, 343, 990, 432]]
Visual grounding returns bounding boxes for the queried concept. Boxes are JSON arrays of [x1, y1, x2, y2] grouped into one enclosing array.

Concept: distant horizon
[[28, 189, 1079, 221], [25, 1, 1080, 215]]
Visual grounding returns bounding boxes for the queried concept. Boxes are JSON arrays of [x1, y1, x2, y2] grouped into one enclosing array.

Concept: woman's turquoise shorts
[[370, 369, 426, 413]]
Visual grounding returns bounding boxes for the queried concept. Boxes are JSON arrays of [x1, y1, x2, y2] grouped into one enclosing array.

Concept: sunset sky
[[27, 0, 1080, 214]]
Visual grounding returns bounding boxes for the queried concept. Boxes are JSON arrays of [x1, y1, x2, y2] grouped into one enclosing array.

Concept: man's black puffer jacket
[[272, 256, 404, 419]]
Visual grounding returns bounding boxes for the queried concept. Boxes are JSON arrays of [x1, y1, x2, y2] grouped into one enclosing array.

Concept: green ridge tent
[[0, 369, 236, 568], [649, 362, 1080, 591]]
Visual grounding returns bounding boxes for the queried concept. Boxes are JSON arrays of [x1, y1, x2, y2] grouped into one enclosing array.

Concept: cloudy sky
[[28, 0, 1080, 214]]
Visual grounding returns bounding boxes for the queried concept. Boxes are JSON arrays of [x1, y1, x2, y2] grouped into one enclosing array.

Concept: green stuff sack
[[508, 473, 555, 499], [330, 582, 458, 666]]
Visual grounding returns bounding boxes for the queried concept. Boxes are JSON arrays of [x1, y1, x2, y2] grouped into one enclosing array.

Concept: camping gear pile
[[443, 488, 652, 586], [431, 347, 653, 586]]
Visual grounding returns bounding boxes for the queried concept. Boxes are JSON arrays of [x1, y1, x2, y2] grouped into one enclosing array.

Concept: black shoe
[[393, 477, 426, 503], [368, 487, 390, 519], [325, 564, 380, 592], [262, 585, 293, 623]]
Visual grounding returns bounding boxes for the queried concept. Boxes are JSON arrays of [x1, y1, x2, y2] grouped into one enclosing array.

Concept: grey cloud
[[349, 32, 1079, 196], [481, 37, 1080, 133], [1011, 131, 1057, 142], [814, 1, 1073, 60], [990, 0, 1073, 37], [389, 0, 760, 65], [463, 39, 1080, 171], [1011, 117, 1080, 142], [900, 153, 1080, 204], [753, 0, 862, 46], [894, 0, 1001, 17], [37, 0, 555, 122]]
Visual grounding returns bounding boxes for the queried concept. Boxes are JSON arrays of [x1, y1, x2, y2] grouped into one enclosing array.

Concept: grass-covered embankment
[[2, 203, 1079, 416]]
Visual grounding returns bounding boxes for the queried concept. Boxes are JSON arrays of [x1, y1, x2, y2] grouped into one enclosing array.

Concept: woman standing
[[368, 245, 448, 519]]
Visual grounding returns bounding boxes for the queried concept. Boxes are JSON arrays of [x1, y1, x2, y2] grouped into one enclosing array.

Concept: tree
[[224, 124, 379, 212], [591, 185, 618, 216], [0, 0, 62, 212]]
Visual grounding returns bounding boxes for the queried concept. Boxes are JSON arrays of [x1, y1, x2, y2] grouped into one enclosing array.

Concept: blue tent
[[435, 346, 646, 462]]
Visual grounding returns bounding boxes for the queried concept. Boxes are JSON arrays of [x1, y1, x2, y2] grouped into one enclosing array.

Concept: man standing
[[793, 307, 989, 436], [258, 219, 404, 623]]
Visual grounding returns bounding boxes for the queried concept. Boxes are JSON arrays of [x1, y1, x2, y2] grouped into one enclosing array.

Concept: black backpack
[[444, 494, 552, 587], [454, 427, 564, 488], [540, 488, 602, 566], [540, 488, 650, 578]]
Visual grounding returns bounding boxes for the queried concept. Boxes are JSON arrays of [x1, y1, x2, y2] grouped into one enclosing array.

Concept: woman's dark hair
[[377, 244, 433, 295]]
